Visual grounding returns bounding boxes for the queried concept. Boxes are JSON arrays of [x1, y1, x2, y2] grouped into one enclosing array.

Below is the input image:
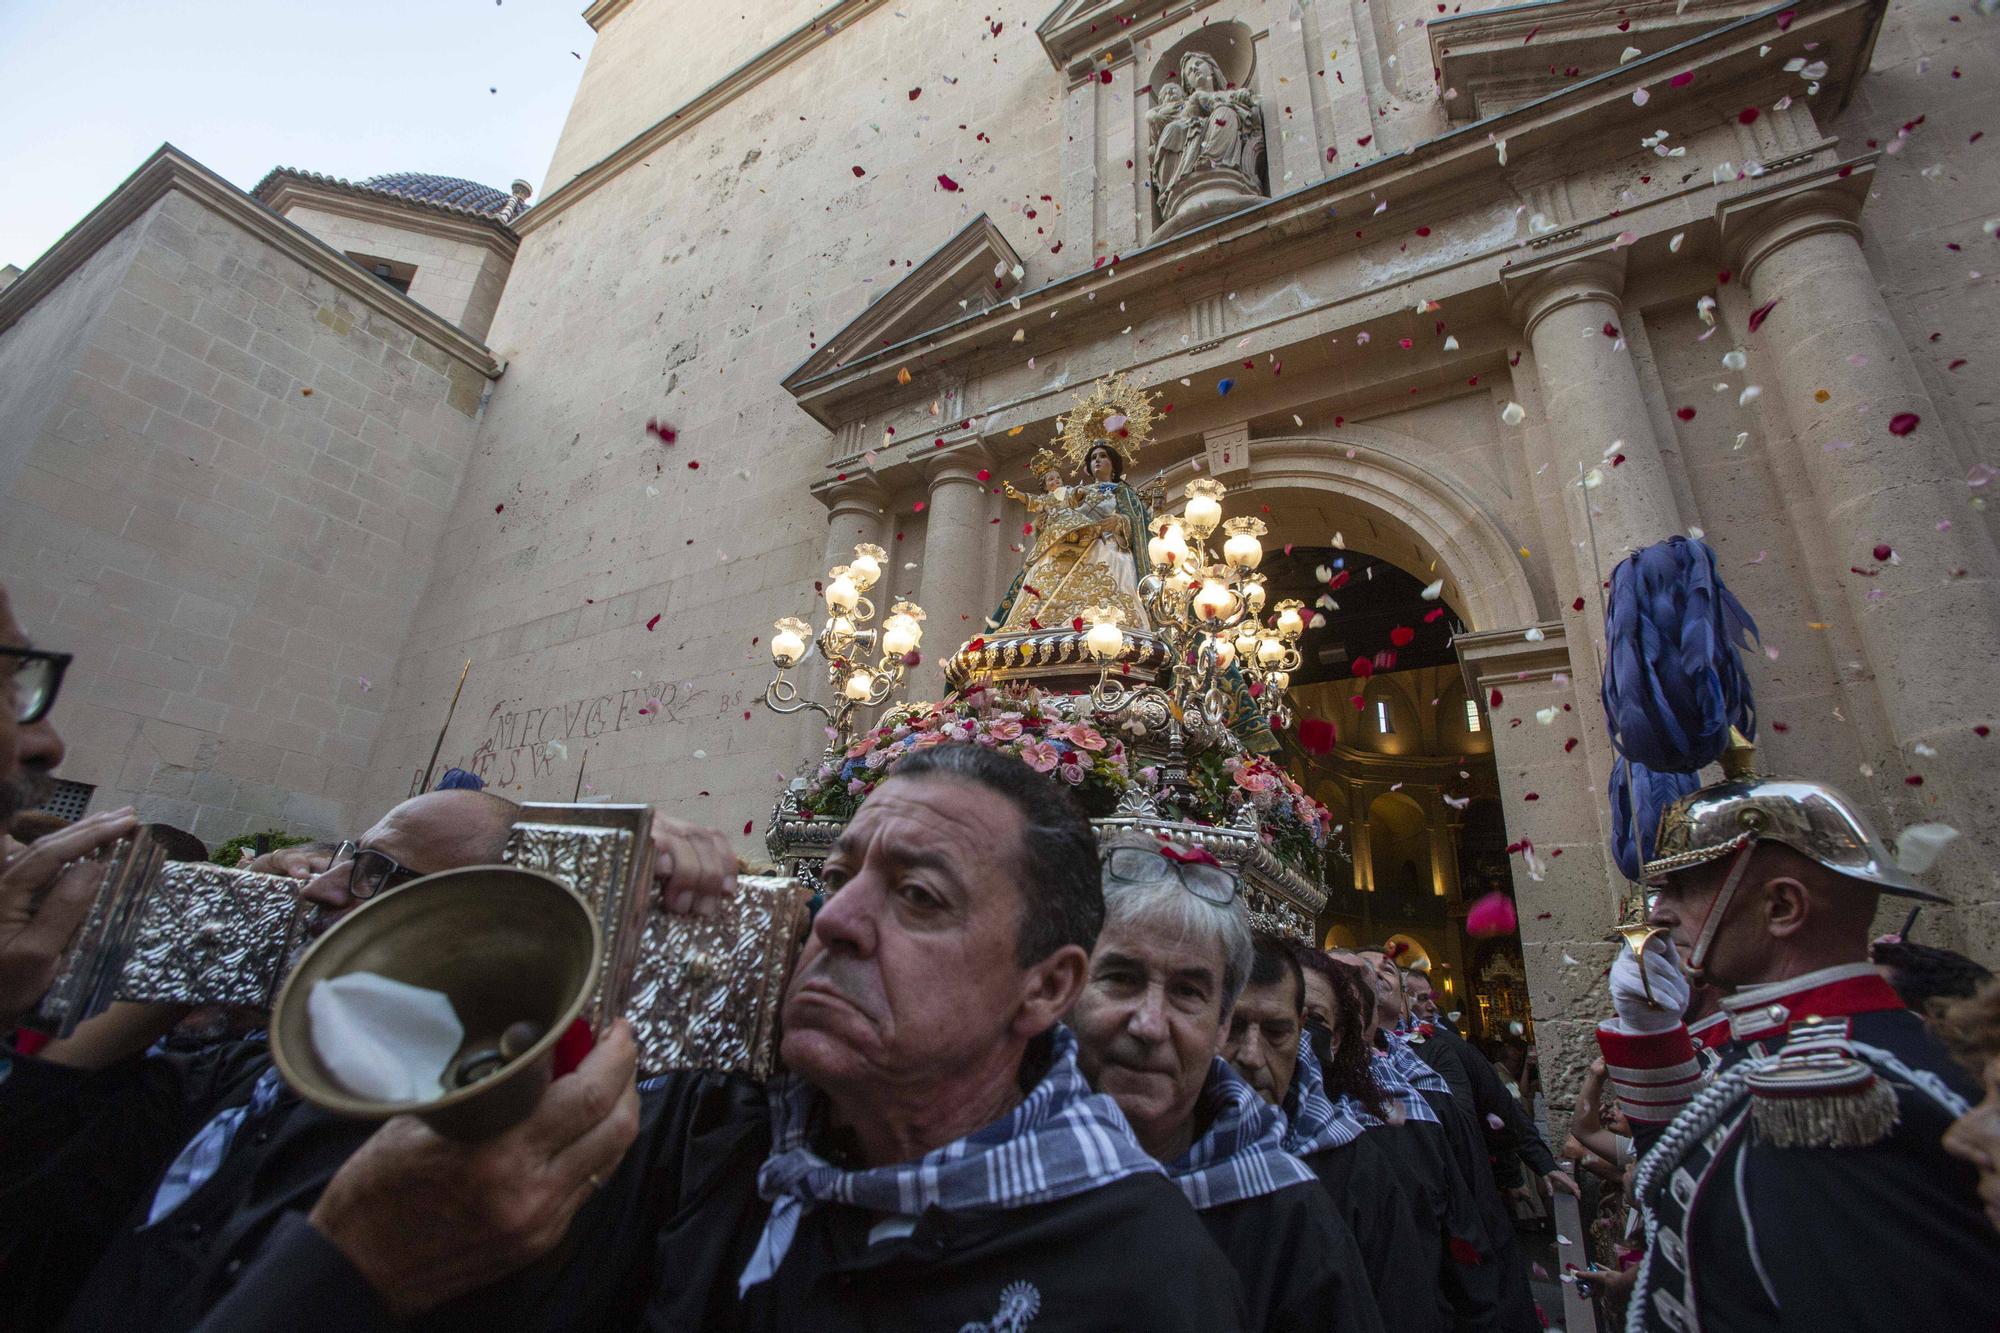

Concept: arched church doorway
[[1149, 434, 1544, 1043]]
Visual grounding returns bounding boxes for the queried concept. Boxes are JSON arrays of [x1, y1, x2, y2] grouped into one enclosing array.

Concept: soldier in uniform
[[1596, 737, 2000, 1330]]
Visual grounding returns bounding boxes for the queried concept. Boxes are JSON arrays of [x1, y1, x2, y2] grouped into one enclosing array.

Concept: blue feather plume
[[1600, 536, 1759, 774], [434, 767, 486, 791], [1609, 757, 1702, 880]]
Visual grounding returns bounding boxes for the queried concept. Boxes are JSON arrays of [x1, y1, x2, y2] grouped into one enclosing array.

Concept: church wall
[[357, 3, 1084, 825], [543, 0, 837, 194], [277, 203, 512, 342], [0, 184, 490, 845]]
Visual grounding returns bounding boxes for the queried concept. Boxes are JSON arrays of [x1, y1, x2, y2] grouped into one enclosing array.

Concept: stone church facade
[[2, 0, 1995, 1078]]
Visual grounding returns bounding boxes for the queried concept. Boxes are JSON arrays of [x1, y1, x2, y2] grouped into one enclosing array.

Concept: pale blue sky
[[0, 0, 597, 268]]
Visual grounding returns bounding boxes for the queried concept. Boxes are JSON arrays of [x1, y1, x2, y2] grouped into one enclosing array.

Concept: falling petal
[[1896, 822, 1960, 873], [1500, 401, 1527, 426]]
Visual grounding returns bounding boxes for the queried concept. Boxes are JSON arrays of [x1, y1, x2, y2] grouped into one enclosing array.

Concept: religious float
[[758, 374, 1344, 941]]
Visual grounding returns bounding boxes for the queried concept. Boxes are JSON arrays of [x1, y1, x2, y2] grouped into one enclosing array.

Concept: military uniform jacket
[[194, 1066, 1251, 1333], [1597, 963, 2000, 1332]]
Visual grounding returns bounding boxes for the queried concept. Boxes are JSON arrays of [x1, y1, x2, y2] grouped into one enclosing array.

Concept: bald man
[[0, 788, 532, 1331]]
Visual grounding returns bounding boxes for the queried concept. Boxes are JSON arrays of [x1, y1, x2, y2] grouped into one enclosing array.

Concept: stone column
[[914, 448, 993, 699], [1506, 248, 1685, 617], [1722, 168, 2000, 934], [1457, 623, 1618, 1109]]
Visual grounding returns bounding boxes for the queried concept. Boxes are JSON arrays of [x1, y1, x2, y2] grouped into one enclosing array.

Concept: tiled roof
[[251, 167, 530, 227]]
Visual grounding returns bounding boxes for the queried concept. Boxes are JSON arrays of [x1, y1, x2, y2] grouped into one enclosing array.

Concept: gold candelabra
[[764, 542, 926, 756], [1082, 479, 1306, 732]]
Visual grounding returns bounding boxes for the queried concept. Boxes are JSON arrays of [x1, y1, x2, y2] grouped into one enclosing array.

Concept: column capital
[[1455, 622, 1571, 701], [814, 475, 887, 518], [1501, 244, 1629, 339], [1716, 157, 1873, 285], [925, 443, 993, 489]]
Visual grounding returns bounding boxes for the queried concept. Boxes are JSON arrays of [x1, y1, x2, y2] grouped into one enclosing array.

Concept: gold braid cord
[[1058, 373, 1158, 473]]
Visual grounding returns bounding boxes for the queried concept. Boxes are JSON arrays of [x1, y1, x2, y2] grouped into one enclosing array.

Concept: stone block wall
[[277, 203, 513, 341], [0, 178, 491, 847]]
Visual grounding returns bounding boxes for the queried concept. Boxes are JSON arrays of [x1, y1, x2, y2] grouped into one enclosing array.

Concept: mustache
[[1097, 1032, 1178, 1076]]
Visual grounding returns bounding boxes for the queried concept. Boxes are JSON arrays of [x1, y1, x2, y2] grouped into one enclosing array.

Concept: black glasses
[[1101, 845, 1240, 905], [3, 648, 72, 726], [331, 840, 425, 901]]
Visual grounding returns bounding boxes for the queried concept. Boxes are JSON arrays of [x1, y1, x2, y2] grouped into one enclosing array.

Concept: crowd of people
[[4, 576, 2000, 1331]]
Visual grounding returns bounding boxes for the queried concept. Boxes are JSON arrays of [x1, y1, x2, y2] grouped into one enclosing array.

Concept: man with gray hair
[[1070, 832, 1383, 1332]]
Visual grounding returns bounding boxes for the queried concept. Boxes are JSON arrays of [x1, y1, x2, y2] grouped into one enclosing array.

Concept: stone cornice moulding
[[1455, 623, 1573, 702], [1715, 154, 1874, 280], [1429, 0, 1884, 124], [518, 0, 892, 235], [0, 144, 503, 378], [781, 0, 1881, 438], [258, 179, 521, 262], [582, 0, 632, 32], [1036, 0, 1221, 77], [783, 216, 1023, 394]]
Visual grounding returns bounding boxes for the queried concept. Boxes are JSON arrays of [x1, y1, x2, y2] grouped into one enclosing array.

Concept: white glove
[[1607, 934, 1690, 1035]]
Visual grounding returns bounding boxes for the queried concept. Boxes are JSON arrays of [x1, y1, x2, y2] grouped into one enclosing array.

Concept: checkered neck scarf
[[1381, 1029, 1452, 1098], [1369, 1045, 1441, 1125], [740, 1026, 1162, 1295], [1169, 1059, 1317, 1210], [1282, 1036, 1374, 1155]]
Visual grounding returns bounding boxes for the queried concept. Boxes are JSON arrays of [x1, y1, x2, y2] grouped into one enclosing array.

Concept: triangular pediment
[[1430, 0, 1876, 123], [1037, 0, 1226, 74], [783, 214, 1021, 392]]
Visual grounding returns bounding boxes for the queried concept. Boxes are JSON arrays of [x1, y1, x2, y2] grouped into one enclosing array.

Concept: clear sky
[[0, 0, 597, 269]]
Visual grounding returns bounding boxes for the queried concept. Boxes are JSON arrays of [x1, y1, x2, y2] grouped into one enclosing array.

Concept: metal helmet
[[1643, 733, 1944, 902]]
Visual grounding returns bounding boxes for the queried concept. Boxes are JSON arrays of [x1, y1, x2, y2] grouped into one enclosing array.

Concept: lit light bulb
[[1275, 603, 1305, 639], [1085, 610, 1125, 661], [1234, 628, 1259, 659], [849, 543, 885, 591], [1194, 578, 1238, 621], [1212, 637, 1237, 670], [1220, 516, 1268, 570], [843, 669, 875, 701], [771, 617, 811, 668], [825, 567, 860, 613], [1182, 479, 1227, 538], [1257, 636, 1285, 666], [1243, 579, 1268, 614], [882, 616, 919, 657]]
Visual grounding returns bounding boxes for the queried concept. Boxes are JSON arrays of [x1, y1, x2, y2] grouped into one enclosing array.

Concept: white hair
[[1099, 836, 1254, 1015]]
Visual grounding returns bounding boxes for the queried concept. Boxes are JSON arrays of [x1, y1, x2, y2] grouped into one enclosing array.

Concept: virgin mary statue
[[988, 444, 1154, 635]]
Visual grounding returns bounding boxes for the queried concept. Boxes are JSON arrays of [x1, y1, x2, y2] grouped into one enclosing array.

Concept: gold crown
[[1057, 373, 1157, 472], [1029, 448, 1065, 477]]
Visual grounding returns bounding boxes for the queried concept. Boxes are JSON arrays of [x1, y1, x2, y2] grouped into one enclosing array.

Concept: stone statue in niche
[[1146, 47, 1266, 241]]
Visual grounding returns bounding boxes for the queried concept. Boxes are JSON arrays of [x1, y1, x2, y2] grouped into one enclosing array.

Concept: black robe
[[1298, 1133, 1445, 1333], [193, 1066, 1250, 1332], [1197, 1179, 1386, 1333]]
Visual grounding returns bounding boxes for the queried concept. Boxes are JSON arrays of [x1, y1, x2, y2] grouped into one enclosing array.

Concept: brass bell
[[270, 866, 602, 1141]]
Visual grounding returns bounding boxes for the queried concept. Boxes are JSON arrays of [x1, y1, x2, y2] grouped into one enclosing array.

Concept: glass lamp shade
[[1194, 578, 1238, 622], [1257, 636, 1286, 666], [843, 669, 876, 701], [825, 568, 860, 613], [1243, 579, 1268, 615], [825, 615, 856, 640], [1220, 516, 1268, 570], [1149, 517, 1190, 569], [1274, 602, 1305, 640], [1266, 670, 1291, 692], [1164, 567, 1197, 598], [1086, 618, 1125, 661], [881, 619, 919, 657], [1211, 637, 1237, 670], [1233, 628, 1260, 658], [849, 544, 886, 591], [1182, 479, 1227, 538], [771, 617, 812, 667]]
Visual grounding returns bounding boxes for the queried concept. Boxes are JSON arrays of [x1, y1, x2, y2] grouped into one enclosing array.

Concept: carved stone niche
[[1145, 21, 1269, 243]]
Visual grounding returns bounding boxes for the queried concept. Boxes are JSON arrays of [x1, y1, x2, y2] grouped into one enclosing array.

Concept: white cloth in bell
[[308, 972, 464, 1103]]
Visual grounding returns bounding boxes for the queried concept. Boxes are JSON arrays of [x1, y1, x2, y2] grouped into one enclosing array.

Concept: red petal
[[1298, 718, 1338, 754], [1676, 407, 1697, 422], [1888, 412, 1921, 436], [937, 173, 961, 192], [1738, 107, 1761, 125], [1669, 70, 1695, 88], [1352, 658, 1375, 678], [1490, 688, 1504, 707], [645, 613, 661, 631], [1390, 626, 1416, 647], [1747, 298, 1780, 333]]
